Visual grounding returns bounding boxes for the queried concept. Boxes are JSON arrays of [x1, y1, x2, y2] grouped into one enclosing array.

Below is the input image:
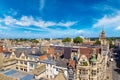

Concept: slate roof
[[39, 59, 56, 65], [3, 52, 11, 58], [63, 47, 71, 59], [14, 48, 42, 58], [56, 59, 68, 68]]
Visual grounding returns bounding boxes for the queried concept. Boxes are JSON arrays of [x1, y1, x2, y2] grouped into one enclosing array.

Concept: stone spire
[[99, 28, 106, 45], [99, 28, 106, 40]]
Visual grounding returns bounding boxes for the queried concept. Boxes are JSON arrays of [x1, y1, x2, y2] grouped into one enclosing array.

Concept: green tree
[[95, 39, 101, 45], [109, 40, 114, 48], [73, 37, 83, 44], [32, 39, 39, 43], [62, 37, 71, 43]]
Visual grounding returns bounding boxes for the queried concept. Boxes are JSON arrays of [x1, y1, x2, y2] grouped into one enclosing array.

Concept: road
[[111, 53, 120, 80], [112, 60, 120, 80]]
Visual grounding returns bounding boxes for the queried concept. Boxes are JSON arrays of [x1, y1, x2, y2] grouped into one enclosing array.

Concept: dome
[[90, 54, 97, 62]]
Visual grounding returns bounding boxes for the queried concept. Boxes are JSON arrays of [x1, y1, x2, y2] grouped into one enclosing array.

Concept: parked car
[[110, 58, 113, 61]]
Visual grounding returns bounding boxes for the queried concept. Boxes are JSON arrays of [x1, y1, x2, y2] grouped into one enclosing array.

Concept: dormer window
[[21, 56, 25, 59], [91, 62, 96, 66], [80, 60, 88, 66]]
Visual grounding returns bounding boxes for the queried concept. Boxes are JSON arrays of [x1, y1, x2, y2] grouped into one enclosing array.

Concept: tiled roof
[[0, 46, 3, 53], [68, 59, 76, 69], [56, 59, 68, 68], [79, 48, 100, 60], [14, 48, 42, 58], [39, 54, 48, 60]]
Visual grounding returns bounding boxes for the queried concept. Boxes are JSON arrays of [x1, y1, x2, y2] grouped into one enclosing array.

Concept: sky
[[0, 0, 120, 38]]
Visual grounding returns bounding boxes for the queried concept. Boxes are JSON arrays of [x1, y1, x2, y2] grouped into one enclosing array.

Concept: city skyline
[[0, 0, 120, 38]]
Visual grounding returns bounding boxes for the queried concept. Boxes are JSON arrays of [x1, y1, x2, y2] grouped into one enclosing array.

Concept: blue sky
[[0, 0, 120, 38]]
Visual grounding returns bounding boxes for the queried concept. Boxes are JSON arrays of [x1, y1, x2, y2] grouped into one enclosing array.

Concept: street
[[111, 51, 120, 80], [112, 59, 120, 80]]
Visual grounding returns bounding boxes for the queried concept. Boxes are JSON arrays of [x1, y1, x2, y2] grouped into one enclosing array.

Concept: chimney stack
[[0, 46, 3, 53]]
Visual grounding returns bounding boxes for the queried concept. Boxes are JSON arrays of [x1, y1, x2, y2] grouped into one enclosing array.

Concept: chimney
[[32, 49, 35, 54], [0, 46, 3, 53]]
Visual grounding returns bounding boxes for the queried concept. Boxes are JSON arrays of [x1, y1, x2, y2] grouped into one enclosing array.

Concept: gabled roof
[[54, 70, 66, 80], [14, 48, 42, 58], [68, 59, 76, 69]]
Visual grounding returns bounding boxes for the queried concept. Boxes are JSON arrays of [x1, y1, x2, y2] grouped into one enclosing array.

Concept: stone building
[[76, 29, 109, 80]]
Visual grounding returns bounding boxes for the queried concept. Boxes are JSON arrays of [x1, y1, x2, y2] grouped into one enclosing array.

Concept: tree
[[62, 37, 71, 43], [109, 40, 114, 48], [31, 39, 39, 43], [95, 39, 101, 45], [73, 37, 83, 44]]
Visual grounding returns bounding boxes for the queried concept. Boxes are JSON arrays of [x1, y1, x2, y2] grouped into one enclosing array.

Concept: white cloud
[[0, 16, 76, 28], [40, 0, 45, 10], [57, 22, 77, 27], [115, 26, 120, 30], [93, 12, 120, 28], [45, 29, 85, 38], [0, 24, 10, 30]]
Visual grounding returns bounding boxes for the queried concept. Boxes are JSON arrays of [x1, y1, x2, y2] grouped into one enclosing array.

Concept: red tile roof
[[79, 48, 100, 59], [68, 59, 76, 69], [0, 46, 3, 53], [39, 54, 48, 60], [48, 47, 54, 54]]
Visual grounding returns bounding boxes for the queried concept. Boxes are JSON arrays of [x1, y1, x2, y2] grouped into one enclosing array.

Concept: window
[[50, 75, 52, 79], [97, 68, 99, 73], [80, 61, 88, 66], [20, 61, 23, 64], [24, 69, 27, 72], [92, 70, 96, 76], [80, 69, 88, 75], [24, 62, 27, 65], [50, 64, 52, 67], [21, 56, 25, 59], [56, 68, 58, 71], [30, 63, 34, 67], [92, 63, 96, 66], [22, 56, 25, 59], [20, 68, 23, 71], [16, 67, 18, 69]]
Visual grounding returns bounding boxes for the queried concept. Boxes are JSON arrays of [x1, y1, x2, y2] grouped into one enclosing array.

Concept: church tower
[[99, 28, 106, 46]]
